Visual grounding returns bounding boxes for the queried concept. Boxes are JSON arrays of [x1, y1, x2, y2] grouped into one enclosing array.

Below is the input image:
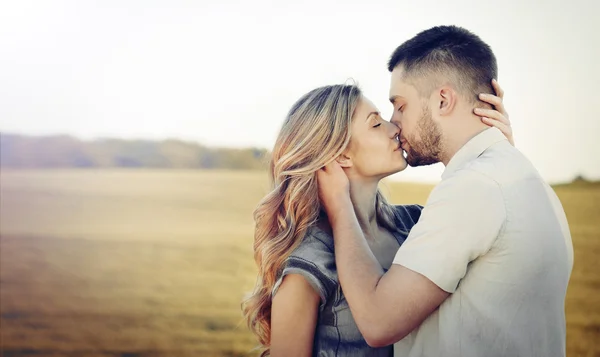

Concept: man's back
[[393, 128, 573, 357]]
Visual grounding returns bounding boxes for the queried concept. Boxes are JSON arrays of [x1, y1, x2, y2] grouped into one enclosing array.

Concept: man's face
[[389, 66, 442, 167]]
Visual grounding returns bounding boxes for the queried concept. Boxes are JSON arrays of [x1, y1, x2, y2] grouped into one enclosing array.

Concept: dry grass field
[[0, 170, 598, 356]]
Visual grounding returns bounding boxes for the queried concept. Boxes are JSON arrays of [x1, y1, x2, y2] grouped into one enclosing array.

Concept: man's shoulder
[[427, 165, 506, 213], [467, 141, 535, 182], [444, 142, 537, 190], [435, 166, 501, 194]]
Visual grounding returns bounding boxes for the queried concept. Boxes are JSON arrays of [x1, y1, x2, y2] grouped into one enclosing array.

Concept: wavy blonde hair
[[241, 84, 398, 355]]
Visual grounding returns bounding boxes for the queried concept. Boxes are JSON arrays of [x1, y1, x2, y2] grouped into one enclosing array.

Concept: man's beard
[[405, 105, 443, 167]]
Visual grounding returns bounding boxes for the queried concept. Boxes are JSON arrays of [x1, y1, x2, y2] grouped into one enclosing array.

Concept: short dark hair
[[388, 25, 497, 100]]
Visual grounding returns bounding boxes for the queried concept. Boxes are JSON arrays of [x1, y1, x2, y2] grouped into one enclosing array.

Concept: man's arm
[[325, 195, 448, 347], [317, 162, 505, 347]]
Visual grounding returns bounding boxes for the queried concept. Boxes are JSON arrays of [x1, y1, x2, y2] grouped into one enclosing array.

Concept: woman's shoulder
[[391, 204, 424, 230], [393, 203, 424, 216], [274, 224, 337, 304], [289, 224, 335, 262]]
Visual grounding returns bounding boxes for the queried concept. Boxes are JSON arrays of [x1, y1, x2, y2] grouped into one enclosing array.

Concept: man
[[317, 25, 574, 357]]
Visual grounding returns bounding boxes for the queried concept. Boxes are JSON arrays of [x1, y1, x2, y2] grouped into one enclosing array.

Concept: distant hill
[[553, 175, 600, 188], [0, 133, 270, 170]]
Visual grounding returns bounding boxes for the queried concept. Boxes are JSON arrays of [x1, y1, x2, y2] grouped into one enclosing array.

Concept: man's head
[[388, 25, 497, 167]]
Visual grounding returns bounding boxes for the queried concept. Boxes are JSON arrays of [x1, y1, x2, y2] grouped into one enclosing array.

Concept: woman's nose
[[387, 121, 401, 137]]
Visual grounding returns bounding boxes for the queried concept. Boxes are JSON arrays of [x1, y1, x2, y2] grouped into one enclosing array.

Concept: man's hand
[[316, 161, 351, 220]]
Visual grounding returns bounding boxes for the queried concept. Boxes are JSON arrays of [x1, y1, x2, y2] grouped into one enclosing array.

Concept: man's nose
[[390, 114, 402, 129]]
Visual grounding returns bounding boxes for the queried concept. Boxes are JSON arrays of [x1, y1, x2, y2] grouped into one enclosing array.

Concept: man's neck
[[440, 120, 490, 166]]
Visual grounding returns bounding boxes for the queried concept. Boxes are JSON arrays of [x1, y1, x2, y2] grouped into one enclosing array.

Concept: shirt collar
[[442, 127, 508, 180]]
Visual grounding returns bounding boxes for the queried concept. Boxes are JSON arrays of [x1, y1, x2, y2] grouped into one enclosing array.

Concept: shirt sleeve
[[393, 204, 424, 231], [271, 231, 336, 307], [393, 170, 506, 293]]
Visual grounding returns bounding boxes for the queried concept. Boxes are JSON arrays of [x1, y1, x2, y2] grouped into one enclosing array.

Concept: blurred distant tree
[[0, 132, 268, 170]]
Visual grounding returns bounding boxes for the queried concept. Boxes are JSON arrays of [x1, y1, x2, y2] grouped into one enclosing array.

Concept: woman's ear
[[335, 153, 353, 168]]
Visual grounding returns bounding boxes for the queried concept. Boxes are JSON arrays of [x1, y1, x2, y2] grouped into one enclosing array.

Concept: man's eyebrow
[[365, 111, 380, 121], [389, 95, 399, 104]]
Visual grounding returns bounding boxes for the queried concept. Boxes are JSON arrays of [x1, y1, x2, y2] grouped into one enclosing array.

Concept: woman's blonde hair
[[241, 84, 398, 355]]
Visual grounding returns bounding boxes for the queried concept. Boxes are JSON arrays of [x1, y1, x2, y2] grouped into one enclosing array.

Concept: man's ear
[[336, 153, 353, 168], [438, 86, 457, 116]]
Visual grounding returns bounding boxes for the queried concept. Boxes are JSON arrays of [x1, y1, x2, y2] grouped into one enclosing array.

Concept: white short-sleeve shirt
[[393, 127, 573, 357]]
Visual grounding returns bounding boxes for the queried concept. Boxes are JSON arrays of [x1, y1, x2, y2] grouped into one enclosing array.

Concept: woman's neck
[[348, 176, 380, 236]]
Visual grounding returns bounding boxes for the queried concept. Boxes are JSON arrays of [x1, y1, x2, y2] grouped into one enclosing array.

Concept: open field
[[1, 170, 599, 356]]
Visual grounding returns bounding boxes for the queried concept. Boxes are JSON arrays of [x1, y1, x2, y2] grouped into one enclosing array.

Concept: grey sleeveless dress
[[272, 205, 423, 356]]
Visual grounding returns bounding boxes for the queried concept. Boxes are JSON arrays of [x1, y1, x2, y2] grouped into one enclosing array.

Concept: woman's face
[[343, 96, 408, 180]]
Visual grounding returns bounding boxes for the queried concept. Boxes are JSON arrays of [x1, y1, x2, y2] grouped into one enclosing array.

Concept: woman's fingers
[[478, 93, 508, 118], [474, 108, 510, 126], [481, 116, 514, 146], [478, 80, 508, 119], [481, 117, 510, 133], [492, 78, 504, 98], [477, 79, 514, 146]]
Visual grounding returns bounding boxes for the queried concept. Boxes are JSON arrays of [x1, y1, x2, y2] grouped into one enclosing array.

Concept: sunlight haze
[[0, 0, 598, 183]]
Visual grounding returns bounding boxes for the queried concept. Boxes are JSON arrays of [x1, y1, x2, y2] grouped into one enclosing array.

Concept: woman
[[242, 81, 512, 356]]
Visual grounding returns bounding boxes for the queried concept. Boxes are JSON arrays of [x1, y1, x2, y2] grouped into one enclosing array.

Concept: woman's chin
[[395, 160, 409, 173], [380, 161, 408, 179], [394, 151, 409, 172]]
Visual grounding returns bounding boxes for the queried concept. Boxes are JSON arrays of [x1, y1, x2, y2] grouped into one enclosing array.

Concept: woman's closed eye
[[371, 113, 384, 128]]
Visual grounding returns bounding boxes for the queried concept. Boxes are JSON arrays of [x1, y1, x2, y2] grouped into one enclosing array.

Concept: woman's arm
[[270, 274, 320, 357]]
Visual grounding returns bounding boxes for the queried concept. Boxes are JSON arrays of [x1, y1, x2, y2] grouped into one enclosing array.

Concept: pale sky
[[0, 0, 599, 183]]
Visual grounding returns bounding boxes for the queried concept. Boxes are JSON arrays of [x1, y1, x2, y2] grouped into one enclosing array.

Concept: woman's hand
[[474, 79, 514, 146]]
